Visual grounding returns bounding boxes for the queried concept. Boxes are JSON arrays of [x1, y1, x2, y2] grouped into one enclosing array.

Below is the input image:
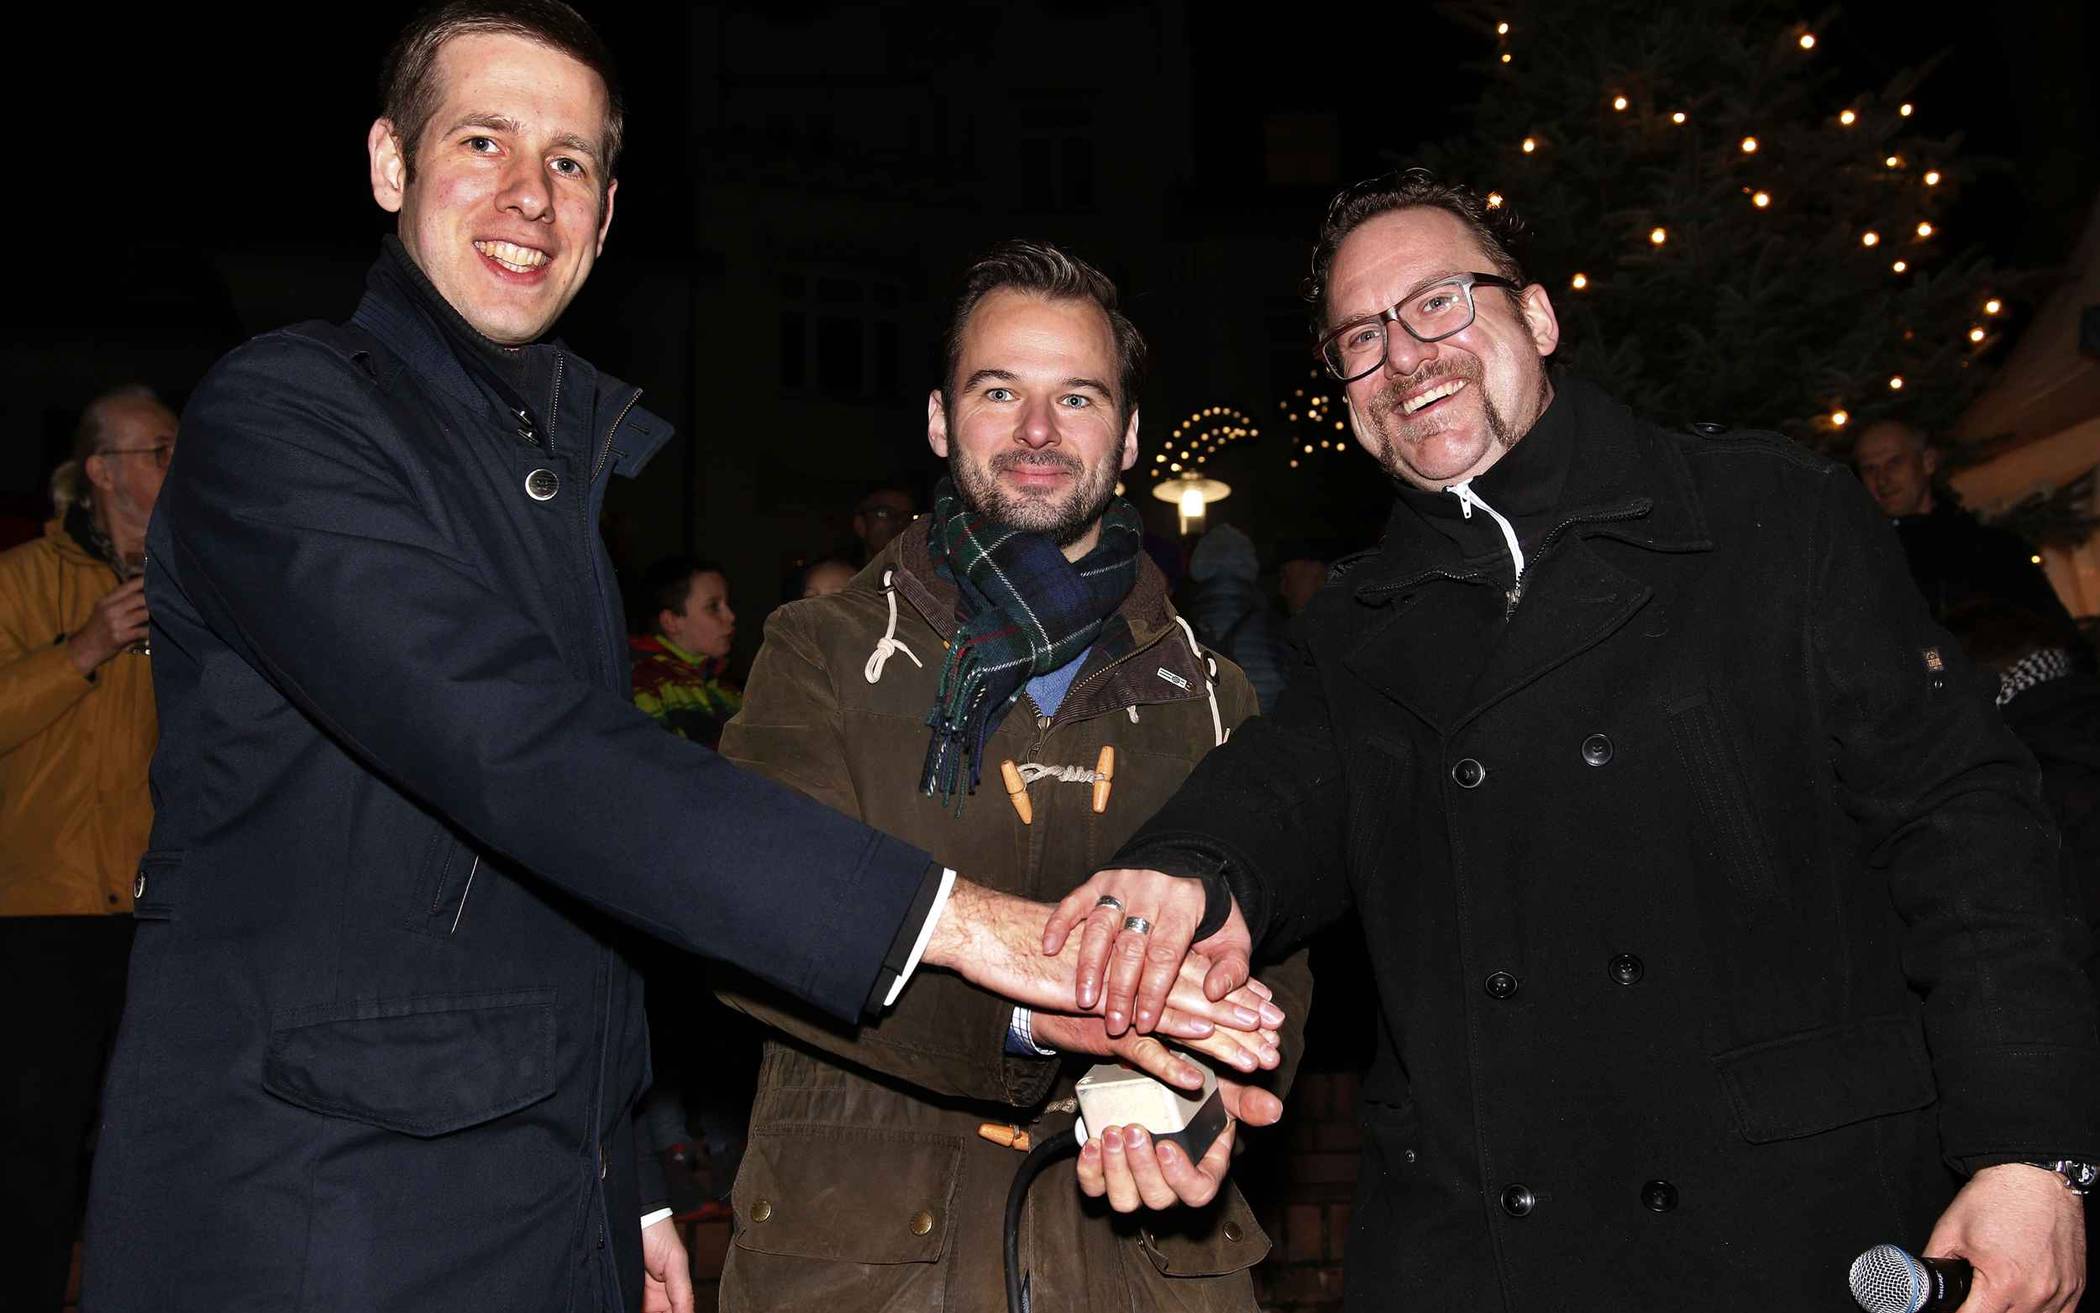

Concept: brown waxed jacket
[[0, 518, 155, 917], [715, 524, 1312, 1313]]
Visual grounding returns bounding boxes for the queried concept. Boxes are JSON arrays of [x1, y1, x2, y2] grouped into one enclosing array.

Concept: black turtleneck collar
[[1392, 377, 1578, 559], [371, 235, 560, 427]]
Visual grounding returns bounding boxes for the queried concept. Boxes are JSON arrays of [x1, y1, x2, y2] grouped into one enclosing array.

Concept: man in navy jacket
[[79, 6, 1254, 1310]]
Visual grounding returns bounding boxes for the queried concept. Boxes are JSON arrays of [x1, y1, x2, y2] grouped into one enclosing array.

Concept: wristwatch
[[2023, 1159, 2100, 1195]]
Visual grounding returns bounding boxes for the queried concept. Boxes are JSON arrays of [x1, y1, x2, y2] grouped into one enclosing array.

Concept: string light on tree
[[1571, 272, 1590, 289], [1968, 326, 1986, 343], [1486, 191, 1506, 209], [1839, 108, 1857, 126], [1752, 190, 1771, 208], [1884, 154, 1902, 168], [1798, 31, 1816, 49], [1501, 52, 1512, 63], [1915, 221, 1933, 238], [1522, 136, 1538, 153], [1740, 136, 1759, 153], [1861, 231, 1880, 247], [1670, 111, 1687, 124], [1649, 226, 1668, 245], [1829, 408, 1849, 427], [1496, 20, 1509, 34], [1923, 170, 1942, 186], [1612, 95, 1629, 111], [1891, 259, 1908, 273], [1888, 376, 1904, 390], [1984, 298, 2003, 315], [1899, 102, 1914, 117]]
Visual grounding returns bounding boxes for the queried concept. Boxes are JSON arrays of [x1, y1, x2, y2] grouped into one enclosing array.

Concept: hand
[[1922, 1164, 2085, 1313], [923, 880, 1283, 1037], [1074, 1079, 1280, 1212], [1029, 1004, 1280, 1088], [1044, 870, 1255, 1036], [640, 1215, 695, 1313], [66, 577, 148, 675]]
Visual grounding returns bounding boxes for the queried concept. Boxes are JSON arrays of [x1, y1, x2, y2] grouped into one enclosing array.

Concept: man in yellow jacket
[[0, 384, 175, 1309]]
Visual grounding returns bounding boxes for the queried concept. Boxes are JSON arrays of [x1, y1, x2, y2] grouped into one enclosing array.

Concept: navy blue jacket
[[83, 249, 933, 1312]]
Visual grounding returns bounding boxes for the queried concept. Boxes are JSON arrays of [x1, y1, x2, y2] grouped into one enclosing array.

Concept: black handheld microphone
[[1849, 1244, 1974, 1313]]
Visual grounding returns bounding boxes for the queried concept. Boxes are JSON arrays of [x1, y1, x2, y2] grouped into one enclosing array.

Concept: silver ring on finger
[[1094, 894, 1124, 914], [1122, 915, 1153, 935]]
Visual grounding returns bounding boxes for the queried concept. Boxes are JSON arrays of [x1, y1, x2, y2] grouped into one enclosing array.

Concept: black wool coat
[[83, 252, 933, 1313], [1122, 379, 2100, 1311]]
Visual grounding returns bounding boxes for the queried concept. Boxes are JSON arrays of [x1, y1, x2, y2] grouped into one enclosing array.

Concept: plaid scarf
[[919, 477, 1145, 806], [1998, 646, 2073, 707]]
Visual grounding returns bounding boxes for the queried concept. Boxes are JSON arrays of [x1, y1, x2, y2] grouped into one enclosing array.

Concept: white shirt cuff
[[882, 867, 958, 1008], [640, 1207, 675, 1229]]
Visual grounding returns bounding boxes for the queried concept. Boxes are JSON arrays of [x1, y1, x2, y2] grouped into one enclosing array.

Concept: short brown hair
[[1306, 169, 1528, 333], [942, 240, 1147, 422], [379, 0, 624, 185]]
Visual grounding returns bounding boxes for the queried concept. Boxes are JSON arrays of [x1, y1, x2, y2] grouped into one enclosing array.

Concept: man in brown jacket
[[714, 242, 1309, 1311], [0, 385, 175, 1309]]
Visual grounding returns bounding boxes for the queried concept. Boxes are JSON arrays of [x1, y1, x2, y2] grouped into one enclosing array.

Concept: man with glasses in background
[[0, 385, 175, 1310], [1051, 170, 2098, 1312]]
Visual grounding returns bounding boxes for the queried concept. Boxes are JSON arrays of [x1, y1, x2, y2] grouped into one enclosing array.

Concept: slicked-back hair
[[1306, 169, 1529, 334], [379, 0, 624, 186], [51, 384, 168, 517], [941, 240, 1147, 424]]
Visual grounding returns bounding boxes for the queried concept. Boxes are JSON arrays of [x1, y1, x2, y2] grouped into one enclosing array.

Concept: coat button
[[1581, 733, 1613, 766], [525, 468, 560, 501], [909, 1209, 935, 1236], [1451, 757, 1486, 789], [1222, 1221, 1244, 1242], [1641, 1180, 1679, 1212], [1608, 953, 1645, 986], [1484, 971, 1520, 1000], [1500, 1184, 1536, 1217]]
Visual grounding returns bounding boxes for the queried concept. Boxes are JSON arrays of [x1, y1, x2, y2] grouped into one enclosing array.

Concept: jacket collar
[[1349, 375, 1712, 601], [346, 240, 674, 479], [863, 515, 1212, 721]]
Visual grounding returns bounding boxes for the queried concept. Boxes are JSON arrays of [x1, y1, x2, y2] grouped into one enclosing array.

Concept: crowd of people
[[4, 3, 2096, 1313]]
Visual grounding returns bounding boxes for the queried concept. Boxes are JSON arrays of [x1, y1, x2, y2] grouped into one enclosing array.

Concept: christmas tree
[[1402, 0, 2013, 452]]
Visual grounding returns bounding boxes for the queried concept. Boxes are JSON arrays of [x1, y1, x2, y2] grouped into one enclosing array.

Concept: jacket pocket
[[731, 1124, 961, 1264], [1665, 689, 1781, 901], [1138, 1188, 1271, 1277], [1712, 1013, 1937, 1143], [131, 849, 186, 921], [262, 988, 557, 1137]]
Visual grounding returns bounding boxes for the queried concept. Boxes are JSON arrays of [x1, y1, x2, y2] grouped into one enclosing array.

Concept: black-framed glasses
[[1316, 272, 1522, 382], [100, 444, 174, 470]]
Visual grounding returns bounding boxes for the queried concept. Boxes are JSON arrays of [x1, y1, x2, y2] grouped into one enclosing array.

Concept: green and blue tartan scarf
[[920, 477, 1146, 807]]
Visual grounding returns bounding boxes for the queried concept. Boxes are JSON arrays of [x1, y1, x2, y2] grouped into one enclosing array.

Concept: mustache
[[989, 450, 1084, 475], [1367, 360, 1484, 419]]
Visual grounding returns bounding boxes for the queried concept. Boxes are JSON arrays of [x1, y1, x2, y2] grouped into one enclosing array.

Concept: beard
[[951, 446, 1120, 548], [1357, 358, 1544, 487]]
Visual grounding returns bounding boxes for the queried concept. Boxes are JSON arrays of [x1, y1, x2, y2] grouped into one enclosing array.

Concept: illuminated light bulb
[[1522, 136, 1537, 153], [1612, 96, 1629, 111], [1671, 111, 1687, 124], [1891, 259, 1908, 273], [1486, 191, 1505, 209], [1154, 453, 1165, 463], [1650, 226, 1668, 245], [1915, 221, 1933, 238], [1290, 459, 1300, 469], [1303, 444, 1314, 454], [1798, 32, 1816, 49], [1839, 109, 1857, 126], [1179, 486, 1206, 521], [1861, 230, 1880, 247], [1830, 409, 1849, 427], [1740, 136, 1759, 153], [1884, 155, 1902, 168], [1753, 191, 1771, 208], [1888, 376, 1904, 390], [1170, 461, 1182, 472], [1900, 102, 1914, 117], [1496, 20, 1510, 34], [1294, 388, 1304, 397], [1924, 170, 1942, 186], [2032, 554, 2044, 565], [1334, 421, 1345, 431], [1984, 298, 2002, 315], [1968, 327, 1986, 343], [1571, 272, 1589, 289], [1501, 52, 1512, 63]]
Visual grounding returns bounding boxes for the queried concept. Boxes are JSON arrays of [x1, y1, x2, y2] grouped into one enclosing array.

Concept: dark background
[[13, 2, 2096, 656]]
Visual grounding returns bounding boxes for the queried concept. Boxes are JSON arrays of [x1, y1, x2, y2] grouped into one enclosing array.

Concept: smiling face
[[1853, 421, 1938, 517], [368, 31, 617, 345], [927, 289, 1138, 557], [1326, 207, 1560, 490]]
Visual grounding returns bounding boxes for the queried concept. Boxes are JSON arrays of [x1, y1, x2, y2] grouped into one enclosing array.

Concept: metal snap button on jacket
[[1581, 733, 1614, 766], [1641, 1180, 1679, 1213], [1500, 1184, 1536, 1217], [1222, 1221, 1244, 1242], [524, 469, 560, 501], [909, 1209, 935, 1236], [1451, 757, 1486, 789], [1484, 970, 1520, 1000], [751, 1199, 773, 1223], [1608, 953, 1645, 986]]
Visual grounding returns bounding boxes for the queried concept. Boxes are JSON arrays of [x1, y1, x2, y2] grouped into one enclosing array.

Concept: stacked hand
[[1043, 868, 1249, 1036]]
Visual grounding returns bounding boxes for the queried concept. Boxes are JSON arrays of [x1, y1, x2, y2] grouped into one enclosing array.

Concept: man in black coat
[[80, 7, 1261, 1311], [1050, 173, 2100, 1310]]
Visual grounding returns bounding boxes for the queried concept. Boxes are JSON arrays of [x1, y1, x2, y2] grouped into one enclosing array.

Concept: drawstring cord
[[1171, 615, 1227, 748], [863, 571, 924, 684]]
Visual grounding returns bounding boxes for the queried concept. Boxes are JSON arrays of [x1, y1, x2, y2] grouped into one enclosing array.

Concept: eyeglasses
[[100, 444, 175, 470], [1316, 272, 1522, 382]]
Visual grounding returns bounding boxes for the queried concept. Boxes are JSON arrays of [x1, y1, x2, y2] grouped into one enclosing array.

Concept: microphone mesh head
[[1849, 1244, 1925, 1313]]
